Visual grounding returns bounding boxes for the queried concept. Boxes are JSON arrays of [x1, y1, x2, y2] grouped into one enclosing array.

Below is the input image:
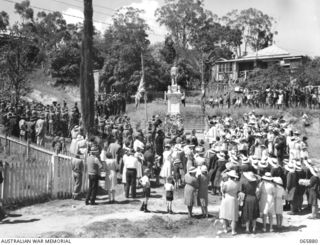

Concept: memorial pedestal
[[167, 85, 182, 115]]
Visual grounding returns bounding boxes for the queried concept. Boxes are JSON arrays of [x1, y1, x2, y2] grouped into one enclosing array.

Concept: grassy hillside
[[26, 69, 80, 106]]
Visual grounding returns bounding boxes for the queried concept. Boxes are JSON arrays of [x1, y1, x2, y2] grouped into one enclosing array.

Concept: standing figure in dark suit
[[85, 146, 102, 205]]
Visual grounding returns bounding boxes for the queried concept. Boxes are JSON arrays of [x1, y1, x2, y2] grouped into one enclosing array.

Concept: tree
[[221, 8, 277, 55], [80, 0, 95, 136], [50, 40, 81, 84], [100, 7, 151, 93], [293, 57, 320, 86], [240, 64, 290, 90], [0, 28, 37, 105], [14, 0, 34, 23], [156, 0, 237, 88], [34, 11, 67, 66], [223, 26, 242, 57], [155, 0, 217, 52], [0, 11, 9, 31], [160, 36, 176, 65]]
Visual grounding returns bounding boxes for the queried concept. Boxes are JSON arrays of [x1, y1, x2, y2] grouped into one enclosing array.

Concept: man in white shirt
[[133, 135, 145, 152], [122, 149, 139, 198]]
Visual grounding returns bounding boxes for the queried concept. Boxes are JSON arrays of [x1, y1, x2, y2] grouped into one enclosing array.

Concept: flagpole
[[141, 51, 147, 131]]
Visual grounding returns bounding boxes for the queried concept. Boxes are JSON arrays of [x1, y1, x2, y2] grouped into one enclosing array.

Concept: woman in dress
[[100, 142, 109, 162], [213, 152, 227, 195], [219, 170, 240, 235], [258, 172, 276, 232], [240, 171, 260, 233], [69, 125, 80, 155], [305, 161, 320, 219], [160, 144, 173, 182], [186, 151, 194, 172], [184, 166, 199, 218], [105, 152, 118, 203], [273, 177, 285, 229], [198, 165, 209, 218]]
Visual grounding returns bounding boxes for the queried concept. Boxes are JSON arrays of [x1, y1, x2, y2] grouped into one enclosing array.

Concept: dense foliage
[[0, 0, 319, 99]]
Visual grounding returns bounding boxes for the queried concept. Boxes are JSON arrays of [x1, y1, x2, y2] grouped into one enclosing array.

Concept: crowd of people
[[208, 87, 320, 109], [0, 93, 126, 151], [203, 112, 320, 234], [1, 91, 319, 235], [68, 108, 319, 236]]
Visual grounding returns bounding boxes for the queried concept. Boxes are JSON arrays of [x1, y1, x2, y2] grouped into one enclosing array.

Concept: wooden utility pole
[[80, 0, 95, 137]]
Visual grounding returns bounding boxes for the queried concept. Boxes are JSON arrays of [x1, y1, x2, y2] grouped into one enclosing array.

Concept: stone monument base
[[167, 85, 182, 115]]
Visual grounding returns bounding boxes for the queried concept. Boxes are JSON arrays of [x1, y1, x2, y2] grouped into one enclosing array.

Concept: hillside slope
[[25, 69, 80, 106]]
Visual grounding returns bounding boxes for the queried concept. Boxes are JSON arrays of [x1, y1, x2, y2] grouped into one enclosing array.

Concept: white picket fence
[[0, 135, 89, 206]]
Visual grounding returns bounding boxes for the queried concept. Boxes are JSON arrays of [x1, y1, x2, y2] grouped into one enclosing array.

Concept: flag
[[135, 73, 145, 108]]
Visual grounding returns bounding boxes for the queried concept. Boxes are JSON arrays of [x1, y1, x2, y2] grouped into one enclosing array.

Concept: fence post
[[4, 135, 8, 155], [1, 162, 9, 206], [26, 140, 30, 161], [51, 154, 60, 199]]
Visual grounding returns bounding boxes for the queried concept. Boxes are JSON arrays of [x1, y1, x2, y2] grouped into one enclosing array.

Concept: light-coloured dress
[[186, 153, 194, 171], [105, 159, 117, 191], [134, 152, 143, 178], [184, 173, 199, 206], [69, 129, 80, 155], [160, 150, 172, 178], [219, 179, 240, 221], [258, 181, 276, 215], [275, 185, 285, 214]]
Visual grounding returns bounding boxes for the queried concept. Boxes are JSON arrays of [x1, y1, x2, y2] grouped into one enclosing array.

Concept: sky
[[1, 0, 320, 57]]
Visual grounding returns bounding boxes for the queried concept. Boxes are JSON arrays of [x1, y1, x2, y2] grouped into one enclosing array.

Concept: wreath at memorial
[[163, 113, 184, 136]]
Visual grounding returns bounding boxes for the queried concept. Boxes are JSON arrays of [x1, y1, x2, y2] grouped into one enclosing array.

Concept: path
[[0, 181, 319, 238]]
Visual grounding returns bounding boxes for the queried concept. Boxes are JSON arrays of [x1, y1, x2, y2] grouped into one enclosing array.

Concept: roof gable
[[243, 45, 290, 58]]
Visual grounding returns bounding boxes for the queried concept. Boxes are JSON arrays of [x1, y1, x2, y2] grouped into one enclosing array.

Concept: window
[[218, 63, 233, 73]]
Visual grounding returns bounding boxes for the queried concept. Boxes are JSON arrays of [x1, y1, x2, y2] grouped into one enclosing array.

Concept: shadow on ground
[[1, 218, 40, 224]]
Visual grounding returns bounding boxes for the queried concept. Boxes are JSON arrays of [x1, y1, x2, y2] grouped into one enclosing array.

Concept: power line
[[2, 0, 112, 25], [52, 0, 114, 17], [2, 0, 166, 37], [69, 0, 116, 12]]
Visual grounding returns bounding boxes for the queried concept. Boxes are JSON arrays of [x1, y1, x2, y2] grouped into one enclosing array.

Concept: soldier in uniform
[[97, 114, 105, 137], [28, 111, 37, 143], [19, 114, 27, 141], [48, 107, 55, 136], [35, 113, 46, 146], [61, 108, 69, 137]]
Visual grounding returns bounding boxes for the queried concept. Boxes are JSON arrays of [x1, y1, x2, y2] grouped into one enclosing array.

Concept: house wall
[[213, 62, 237, 82]]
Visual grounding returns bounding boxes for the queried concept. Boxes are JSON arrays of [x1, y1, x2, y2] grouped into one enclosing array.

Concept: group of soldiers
[[208, 87, 320, 109], [0, 99, 81, 145], [0, 93, 127, 148], [95, 93, 126, 118]]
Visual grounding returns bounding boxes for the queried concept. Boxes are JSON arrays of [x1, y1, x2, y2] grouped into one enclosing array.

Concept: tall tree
[[160, 36, 176, 65], [0, 11, 9, 31], [155, 0, 217, 52], [14, 0, 34, 23], [221, 8, 277, 55], [100, 7, 150, 93], [0, 28, 37, 105], [80, 0, 95, 136]]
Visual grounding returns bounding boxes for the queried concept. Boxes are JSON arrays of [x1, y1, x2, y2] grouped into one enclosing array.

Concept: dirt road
[[0, 181, 319, 238]]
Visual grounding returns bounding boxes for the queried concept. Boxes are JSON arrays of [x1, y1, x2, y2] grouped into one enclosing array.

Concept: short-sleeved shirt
[[140, 175, 150, 188], [164, 183, 174, 191]]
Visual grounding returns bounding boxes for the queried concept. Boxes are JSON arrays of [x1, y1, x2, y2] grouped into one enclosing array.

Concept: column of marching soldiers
[[0, 93, 126, 151]]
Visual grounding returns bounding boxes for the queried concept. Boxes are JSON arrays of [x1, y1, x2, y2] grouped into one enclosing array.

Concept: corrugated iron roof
[[216, 45, 303, 63], [244, 45, 290, 58]]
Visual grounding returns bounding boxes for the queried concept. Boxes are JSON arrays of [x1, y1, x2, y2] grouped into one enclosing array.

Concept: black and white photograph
[[0, 0, 319, 241]]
